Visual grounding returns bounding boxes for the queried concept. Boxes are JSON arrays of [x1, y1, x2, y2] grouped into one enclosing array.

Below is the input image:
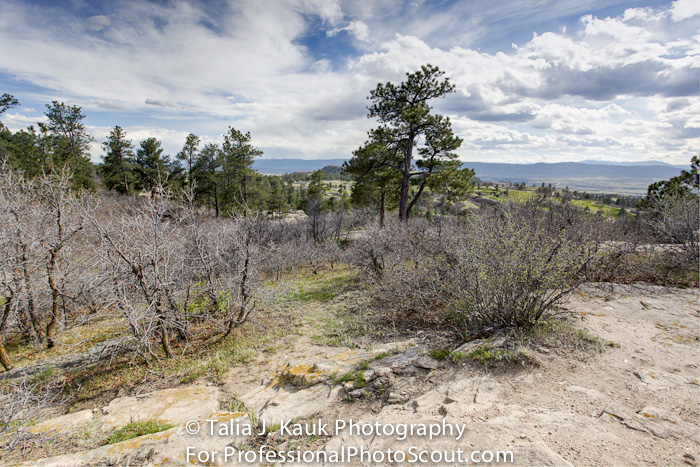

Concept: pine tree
[[101, 126, 135, 195]]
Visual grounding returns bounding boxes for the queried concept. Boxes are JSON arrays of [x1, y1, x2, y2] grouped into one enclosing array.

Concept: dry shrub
[[444, 205, 595, 337]]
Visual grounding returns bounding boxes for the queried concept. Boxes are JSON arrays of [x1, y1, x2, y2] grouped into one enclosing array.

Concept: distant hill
[[253, 158, 686, 195], [253, 158, 347, 174], [463, 162, 684, 194], [577, 160, 686, 168]]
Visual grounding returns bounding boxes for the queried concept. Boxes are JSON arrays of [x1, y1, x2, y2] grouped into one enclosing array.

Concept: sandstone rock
[[637, 406, 700, 442], [386, 391, 409, 404], [513, 442, 575, 467], [454, 336, 507, 354], [362, 369, 376, 381], [101, 386, 219, 431], [381, 347, 422, 371], [633, 369, 697, 390], [11, 412, 252, 467], [243, 382, 341, 423], [29, 409, 94, 435], [414, 357, 439, 370], [370, 366, 392, 379], [367, 376, 391, 391], [347, 388, 367, 399], [278, 363, 329, 388]]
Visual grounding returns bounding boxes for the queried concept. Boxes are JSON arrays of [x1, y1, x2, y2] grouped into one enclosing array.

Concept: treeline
[[0, 94, 352, 219]]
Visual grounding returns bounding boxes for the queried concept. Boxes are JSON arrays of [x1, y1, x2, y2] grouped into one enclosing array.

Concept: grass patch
[[523, 318, 602, 352], [281, 268, 355, 304], [330, 351, 392, 387], [103, 420, 175, 445], [466, 345, 521, 364], [331, 370, 367, 389], [428, 348, 451, 361]]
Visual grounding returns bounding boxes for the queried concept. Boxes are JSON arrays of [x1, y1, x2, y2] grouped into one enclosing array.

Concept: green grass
[[103, 420, 175, 445], [466, 345, 520, 364], [428, 348, 451, 361], [330, 352, 391, 387], [331, 370, 367, 388], [281, 269, 354, 304]]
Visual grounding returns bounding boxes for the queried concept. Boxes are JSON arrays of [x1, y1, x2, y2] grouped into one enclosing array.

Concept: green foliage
[[0, 94, 19, 119], [332, 369, 367, 388], [466, 345, 519, 364], [428, 348, 451, 361], [100, 126, 135, 195], [638, 157, 699, 261], [177, 133, 200, 185], [134, 137, 176, 195], [43, 101, 96, 191], [220, 126, 263, 213], [103, 420, 175, 445], [355, 64, 473, 220]]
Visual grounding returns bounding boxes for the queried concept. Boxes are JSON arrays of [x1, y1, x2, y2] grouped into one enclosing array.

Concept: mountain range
[[253, 159, 689, 195]]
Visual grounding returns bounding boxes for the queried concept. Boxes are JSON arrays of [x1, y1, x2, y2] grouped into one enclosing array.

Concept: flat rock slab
[[242, 343, 416, 424], [10, 411, 253, 467], [633, 368, 699, 389], [29, 409, 94, 435], [101, 386, 220, 431]]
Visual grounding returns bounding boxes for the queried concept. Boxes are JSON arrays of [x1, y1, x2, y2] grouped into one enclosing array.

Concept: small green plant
[[334, 370, 367, 388], [228, 398, 247, 413], [103, 420, 175, 445], [467, 345, 518, 364], [449, 351, 467, 363], [428, 348, 451, 361]]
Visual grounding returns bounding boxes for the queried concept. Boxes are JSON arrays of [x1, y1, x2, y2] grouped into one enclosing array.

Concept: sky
[[0, 0, 698, 165]]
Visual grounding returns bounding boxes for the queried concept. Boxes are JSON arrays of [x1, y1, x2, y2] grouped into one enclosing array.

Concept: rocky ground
[[2, 283, 698, 466]]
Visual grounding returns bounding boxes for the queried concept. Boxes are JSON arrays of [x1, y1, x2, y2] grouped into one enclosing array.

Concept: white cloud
[[86, 15, 111, 31], [670, 0, 700, 21], [327, 20, 370, 41], [0, 0, 698, 165]]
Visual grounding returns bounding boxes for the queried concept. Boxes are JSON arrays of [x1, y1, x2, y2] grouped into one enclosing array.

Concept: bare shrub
[[183, 213, 270, 336], [444, 204, 595, 336], [0, 376, 63, 452], [92, 191, 190, 361], [345, 218, 449, 327], [0, 165, 99, 365]]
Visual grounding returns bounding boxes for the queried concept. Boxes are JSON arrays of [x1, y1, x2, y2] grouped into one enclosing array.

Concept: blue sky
[[0, 0, 698, 164]]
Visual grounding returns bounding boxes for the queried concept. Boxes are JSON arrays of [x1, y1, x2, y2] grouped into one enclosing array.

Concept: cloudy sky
[[0, 0, 698, 164]]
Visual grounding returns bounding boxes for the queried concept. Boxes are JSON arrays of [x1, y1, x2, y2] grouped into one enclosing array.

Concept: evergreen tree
[[192, 143, 223, 216], [353, 65, 472, 221], [43, 101, 96, 190], [177, 133, 200, 187], [344, 141, 400, 227], [101, 126, 135, 195], [134, 137, 172, 197], [220, 127, 262, 214]]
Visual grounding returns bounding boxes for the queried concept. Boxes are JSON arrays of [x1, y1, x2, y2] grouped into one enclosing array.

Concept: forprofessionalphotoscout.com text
[[184, 418, 514, 465]]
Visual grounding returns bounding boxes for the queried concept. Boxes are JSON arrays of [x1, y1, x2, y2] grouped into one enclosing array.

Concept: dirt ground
[[3, 282, 698, 466]]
